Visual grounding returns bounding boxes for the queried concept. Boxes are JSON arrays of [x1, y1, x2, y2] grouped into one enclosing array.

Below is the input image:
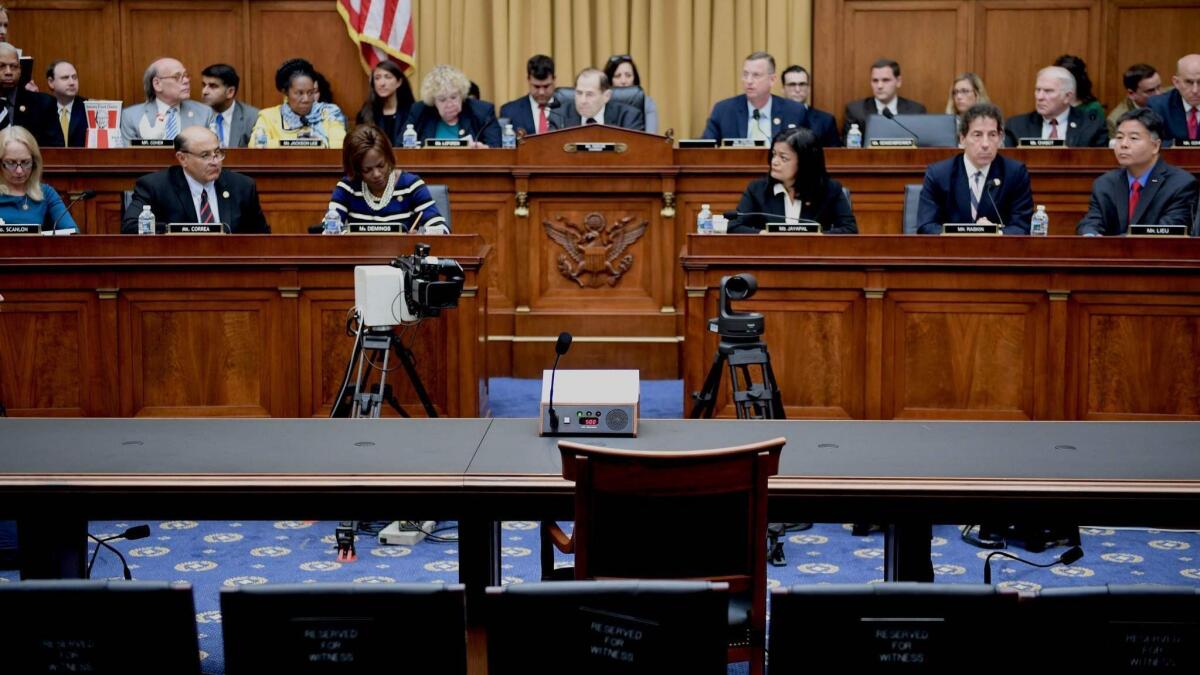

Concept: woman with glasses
[[250, 58, 348, 148], [945, 73, 991, 120], [355, 61, 416, 146], [731, 127, 856, 234], [0, 126, 76, 232], [404, 64, 499, 148], [603, 55, 657, 134], [327, 124, 448, 232]]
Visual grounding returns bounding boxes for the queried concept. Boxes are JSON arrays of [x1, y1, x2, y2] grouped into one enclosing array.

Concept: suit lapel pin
[[773, 117, 781, 126], [187, 110, 194, 118], [18, 105, 24, 112], [222, 190, 230, 199], [1069, 122, 1077, 128]]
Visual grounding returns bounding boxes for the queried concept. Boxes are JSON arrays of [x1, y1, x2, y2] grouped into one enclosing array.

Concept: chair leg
[[538, 520, 556, 581]]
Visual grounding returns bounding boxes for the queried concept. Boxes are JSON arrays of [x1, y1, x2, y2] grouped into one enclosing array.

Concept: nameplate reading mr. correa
[[129, 139, 171, 147], [424, 139, 469, 148], [942, 223, 1001, 235], [347, 222, 403, 234], [764, 222, 821, 234], [1128, 224, 1189, 237], [868, 138, 916, 148], [280, 139, 323, 148], [564, 142, 625, 153], [1018, 138, 1066, 148], [167, 223, 225, 234], [0, 223, 39, 235], [720, 138, 766, 148]]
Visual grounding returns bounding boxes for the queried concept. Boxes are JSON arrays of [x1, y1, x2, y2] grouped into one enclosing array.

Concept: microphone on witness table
[[881, 108, 921, 143], [983, 545, 1083, 584], [49, 189, 96, 233], [86, 524, 151, 580], [547, 331, 573, 432]]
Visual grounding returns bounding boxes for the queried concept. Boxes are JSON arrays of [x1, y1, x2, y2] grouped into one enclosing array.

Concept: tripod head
[[708, 274, 764, 340]]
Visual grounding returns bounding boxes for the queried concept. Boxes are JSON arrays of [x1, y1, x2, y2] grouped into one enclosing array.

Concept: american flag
[[336, 0, 416, 75]]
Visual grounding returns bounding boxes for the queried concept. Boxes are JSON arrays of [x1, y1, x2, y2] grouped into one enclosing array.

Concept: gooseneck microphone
[[86, 524, 151, 580], [983, 545, 1082, 584], [983, 177, 1006, 230], [49, 189, 96, 232], [547, 331, 573, 432], [881, 108, 921, 143]]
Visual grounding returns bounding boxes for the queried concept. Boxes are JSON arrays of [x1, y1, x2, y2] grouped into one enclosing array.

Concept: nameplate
[[563, 142, 626, 153], [167, 223, 226, 234], [0, 223, 40, 235], [129, 139, 170, 147], [868, 138, 916, 148], [678, 139, 718, 148], [1018, 138, 1066, 148], [1128, 224, 1189, 237], [347, 222, 403, 234], [943, 223, 1001, 235], [424, 139, 469, 148], [764, 222, 821, 234], [280, 139, 323, 148], [1178, 140, 1200, 148], [720, 138, 766, 148]]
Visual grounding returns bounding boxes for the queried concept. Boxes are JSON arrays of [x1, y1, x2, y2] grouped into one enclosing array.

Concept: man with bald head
[[550, 67, 644, 130], [1005, 65, 1107, 147], [1147, 54, 1200, 145], [121, 127, 269, 234], [120, 57, 214, 143], [0, 42, 58, 145]]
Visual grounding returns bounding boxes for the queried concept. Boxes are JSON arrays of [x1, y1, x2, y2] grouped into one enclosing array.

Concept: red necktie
[[1128, 181, 1141, 225], [199, 189, 215, 224], [1188, 108, 1198, 140], [537, 104, 548, 134], [1048, 119, 1059, 140]]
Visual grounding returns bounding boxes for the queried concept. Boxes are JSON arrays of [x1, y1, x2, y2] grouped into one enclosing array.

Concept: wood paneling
[[9, 1, 119, 100], [0, 236, 489, 418], [1105, 1, 1200, 110]]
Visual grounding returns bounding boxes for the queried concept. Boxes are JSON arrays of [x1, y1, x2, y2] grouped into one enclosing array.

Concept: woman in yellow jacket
[[250, 58, 347, 149]]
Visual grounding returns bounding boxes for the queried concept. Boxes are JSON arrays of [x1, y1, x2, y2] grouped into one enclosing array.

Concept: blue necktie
[[214, 113, 225, 147], [164, 107, 179, 140]]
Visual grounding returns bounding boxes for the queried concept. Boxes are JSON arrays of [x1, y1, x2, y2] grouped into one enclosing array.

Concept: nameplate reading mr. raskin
[[347, 222, 403, 234], [167, 223, 225, 234], [942, 223, 1000, 235]]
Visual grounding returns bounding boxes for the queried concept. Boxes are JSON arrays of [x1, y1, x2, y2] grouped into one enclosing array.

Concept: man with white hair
[[119, 57, 214, 142], [1147, 54, 1200, 145], [1005, 65, 1107, 147]]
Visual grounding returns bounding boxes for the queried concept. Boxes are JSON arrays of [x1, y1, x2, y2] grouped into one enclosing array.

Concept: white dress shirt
[[1041, 108, 1070, 139], [962, 155, 993, 220], [773, 182, 802, 223], [874, 98, 899, 116], [747, 98, 773, 140]]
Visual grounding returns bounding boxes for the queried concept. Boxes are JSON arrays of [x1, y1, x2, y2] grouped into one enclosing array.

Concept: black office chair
[[552, 86, 575, 113], [608, 85, 646, 118], [0, 580, 202, 674], [902, 183, 922, 234], [1030, 584, 1200, 669], [122, 189, 134, 212], [842, 185, 853, 209], [486, 580, 730, 675], [220, 582, 467, 674], [769, 582, 1020, 672]]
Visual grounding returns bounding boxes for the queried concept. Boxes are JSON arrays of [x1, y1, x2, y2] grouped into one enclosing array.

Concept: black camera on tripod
[[389, 243, 465, 322], [709, 274, 764, 339]]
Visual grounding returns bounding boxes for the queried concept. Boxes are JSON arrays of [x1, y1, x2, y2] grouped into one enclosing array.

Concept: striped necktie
[[199, 189, 215, 224], [969, 171, 982, 219], [164, 107, 179, 140]]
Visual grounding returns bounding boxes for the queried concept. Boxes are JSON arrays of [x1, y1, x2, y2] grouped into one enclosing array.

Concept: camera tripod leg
[[393, 341, 439, 418], [689, 350, 729, 419]]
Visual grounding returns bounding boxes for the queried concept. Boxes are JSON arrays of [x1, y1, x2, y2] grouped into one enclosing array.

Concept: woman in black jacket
[[732, 126, 857, 234]]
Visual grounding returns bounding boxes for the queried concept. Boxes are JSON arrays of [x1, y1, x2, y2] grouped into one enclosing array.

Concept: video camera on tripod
[[709, 273, 764, 339], [355, 243, 465, 327]]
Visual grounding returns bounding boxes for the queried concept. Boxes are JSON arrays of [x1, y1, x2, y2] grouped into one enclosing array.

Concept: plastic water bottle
[[137, 205, 155, 235], [1031, 204, 1048, 236], [501, 123, 516, 149], [402, 124, 419, 149], [255, 127, 268, 148], [696, 203, 713, 235], [846, 123, 862, 149], [322, 207, 344, 235]]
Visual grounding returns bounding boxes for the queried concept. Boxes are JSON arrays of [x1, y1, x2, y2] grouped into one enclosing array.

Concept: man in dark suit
[[703, 52, 837, 145], [550, 67, 643, 131], [121, 127, 269, 234], [0, 42, 58, 147], [1005, 66, 1107, 147], [45, 60, 86, 147], [916, 103, 1034, 235], [1076, 108, 1198, 237], [499, 54, 556, 136], [842, 58, 926, 140], [1146, 54, 1200, 145]]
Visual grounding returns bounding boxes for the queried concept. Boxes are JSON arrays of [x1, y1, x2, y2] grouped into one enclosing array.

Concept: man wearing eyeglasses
[[0, 42, 58, 146], [120, 126, 269, 234], [119, 57, 214, 143]]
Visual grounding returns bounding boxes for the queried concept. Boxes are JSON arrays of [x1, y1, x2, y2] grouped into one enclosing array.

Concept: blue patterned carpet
[[3, 379, 1197, 674]]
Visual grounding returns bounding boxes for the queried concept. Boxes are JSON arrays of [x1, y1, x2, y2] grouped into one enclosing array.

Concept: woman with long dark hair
[[603, 54, 657, 134], [732, 127, 856, 234], [355, 61, 416, 144]]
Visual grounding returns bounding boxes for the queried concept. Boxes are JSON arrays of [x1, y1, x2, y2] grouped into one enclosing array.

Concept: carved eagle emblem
[[543, 212, 649, 287]]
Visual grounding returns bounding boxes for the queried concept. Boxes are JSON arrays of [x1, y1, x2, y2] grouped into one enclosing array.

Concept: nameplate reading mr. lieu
[[167, 223, 225, 234], [942, 223, 1000, 235], [1129, 224, 1189, 237], [347, 222, 403, 234]]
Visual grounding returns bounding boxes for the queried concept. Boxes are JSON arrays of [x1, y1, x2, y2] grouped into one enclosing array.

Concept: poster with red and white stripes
[[336, 0, 416, 76]]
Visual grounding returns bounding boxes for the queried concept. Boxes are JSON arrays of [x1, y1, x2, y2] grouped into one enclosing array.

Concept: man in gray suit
[[120, 57, 214, 143], [200, 64, 257, 148]]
